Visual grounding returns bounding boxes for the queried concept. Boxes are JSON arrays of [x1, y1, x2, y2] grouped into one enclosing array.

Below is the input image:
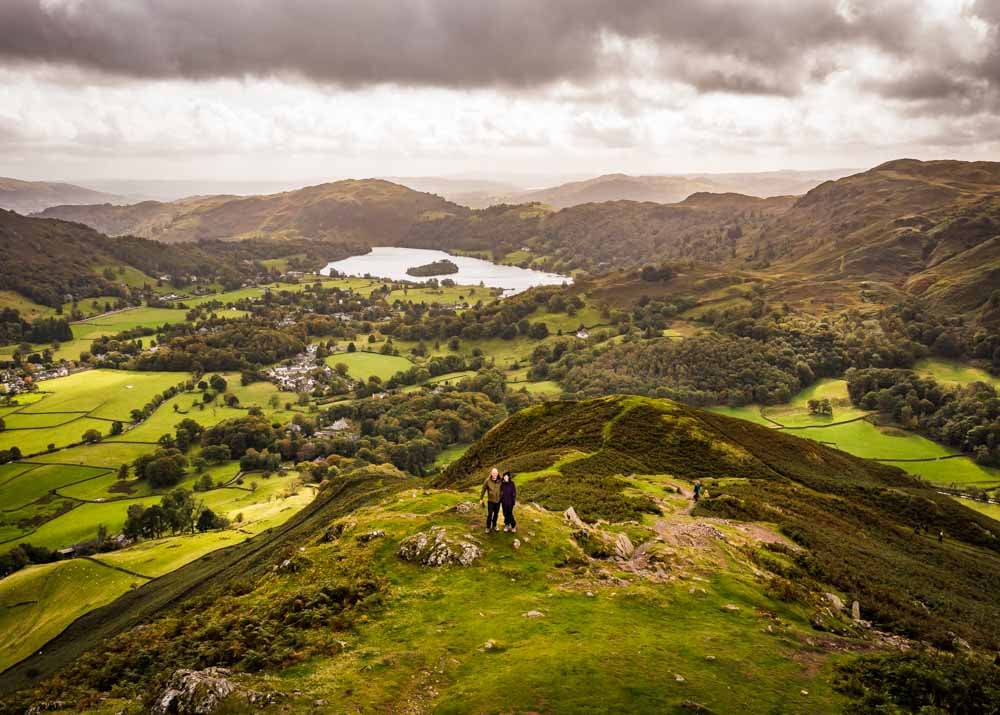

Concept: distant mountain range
[[414, 169, 857, 208], [0, 177, 125, 214], [19, 159, 1000, 325]]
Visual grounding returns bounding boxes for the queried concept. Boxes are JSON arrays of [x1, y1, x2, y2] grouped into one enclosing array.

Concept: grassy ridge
[[444, 396, 1000, 651]]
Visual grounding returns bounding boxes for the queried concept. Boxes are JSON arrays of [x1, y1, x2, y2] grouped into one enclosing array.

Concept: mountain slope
[[753, 159, 1000, 279], [2, 397, 998, 713], [37, 180, 466, 243], [0, 210, 362, 307], [0, 178, 124, 215]]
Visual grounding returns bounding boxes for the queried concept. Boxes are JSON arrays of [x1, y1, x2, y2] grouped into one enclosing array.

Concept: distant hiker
[[500, 471, 517, 533], [480, 467, 502, 533], [693, 481, 703, 502]]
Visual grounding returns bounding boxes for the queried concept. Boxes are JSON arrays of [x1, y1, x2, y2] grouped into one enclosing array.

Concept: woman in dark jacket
[[500, 472, 517, 533]]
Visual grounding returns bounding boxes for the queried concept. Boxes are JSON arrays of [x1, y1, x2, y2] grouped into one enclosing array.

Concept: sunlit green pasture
[[761, 379, 868, 427], [18, 370, 186, 420], [913, 358, 1000, 388], [0, 559, 139, 673], [0, 416, 112, 457], [325, 351, 414, 382], [0, 464, 110, 511]]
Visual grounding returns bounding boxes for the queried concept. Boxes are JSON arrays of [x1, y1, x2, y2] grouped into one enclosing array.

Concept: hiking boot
[[511, 527, 517, 533], [503, 525, 510, 532], [485, 527, 491, 534]]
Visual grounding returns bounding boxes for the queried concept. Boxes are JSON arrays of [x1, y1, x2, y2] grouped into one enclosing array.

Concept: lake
[[321, 246, 571, 295]]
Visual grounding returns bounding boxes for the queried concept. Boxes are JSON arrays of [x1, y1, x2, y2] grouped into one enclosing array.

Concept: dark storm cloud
[[0, 0, 974, 96]]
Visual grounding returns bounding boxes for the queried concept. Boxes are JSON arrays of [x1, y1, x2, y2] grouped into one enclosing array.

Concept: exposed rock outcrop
[[397, 527, 483, 567], [150, 667, 275, 715]]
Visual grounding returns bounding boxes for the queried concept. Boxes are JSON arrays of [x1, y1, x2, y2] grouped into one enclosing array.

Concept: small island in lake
[[406, 258, 460, 277]]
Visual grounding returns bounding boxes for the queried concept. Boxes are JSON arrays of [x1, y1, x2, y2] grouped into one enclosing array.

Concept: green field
[[30, 441, 157, 470], [0, 291, 56, 321], [913, 358, 1000, 388], [0, 559, 139, 672], [0, 464, 110, 511], [960, 498, 1000, 523], [761, 379, 869, 427], [710, 378, 1000, 488], [433, 443, 470, 468], [8, 472, 309, 552], [386, 283, 493, 307], [18, 370, 184, 419], [522, 304, 605, 334], [326, 351, 415, 382], [0, 371, 187, 456], [707, 405, 774, 427], [515, 380, 563, 396], [0, 306, 193, 363]]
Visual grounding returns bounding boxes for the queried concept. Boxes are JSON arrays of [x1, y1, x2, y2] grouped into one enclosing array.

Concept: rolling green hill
[[2, 397, 997, 713], [36, 179, 466, 244]]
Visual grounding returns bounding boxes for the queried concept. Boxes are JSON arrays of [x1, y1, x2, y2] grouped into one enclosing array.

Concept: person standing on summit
[[500, 471, 517, 533], [480, 467, 502, 533]]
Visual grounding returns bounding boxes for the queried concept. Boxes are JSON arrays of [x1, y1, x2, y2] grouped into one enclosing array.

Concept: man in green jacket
[[480, 467, 502, 533]]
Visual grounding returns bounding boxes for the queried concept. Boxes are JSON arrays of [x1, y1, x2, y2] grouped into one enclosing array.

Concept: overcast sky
[[1, 0, 999, 184]]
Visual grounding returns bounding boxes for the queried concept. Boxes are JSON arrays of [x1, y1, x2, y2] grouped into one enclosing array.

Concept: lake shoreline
[[321, 246, 571, 296]]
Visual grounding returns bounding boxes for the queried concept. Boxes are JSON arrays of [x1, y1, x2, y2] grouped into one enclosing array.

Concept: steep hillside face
[[0, 178, 124, 214], [0, 211, 362, 307], [0, 210, 119, 306], [3, 397, 997, 714], [751, 160, 1000, 290], [38, 180, 466, 243]]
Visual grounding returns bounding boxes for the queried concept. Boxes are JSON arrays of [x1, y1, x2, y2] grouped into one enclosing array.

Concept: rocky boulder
[[398, 527, 483, 567], [151, 668, 237, 715]]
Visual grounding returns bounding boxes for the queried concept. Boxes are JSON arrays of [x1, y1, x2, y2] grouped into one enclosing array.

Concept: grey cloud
[[866, 72, 977, 101], [0, 0, 977, 98]]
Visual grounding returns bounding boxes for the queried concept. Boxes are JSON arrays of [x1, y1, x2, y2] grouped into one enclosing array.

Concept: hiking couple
[[480, 467, 516, 533]]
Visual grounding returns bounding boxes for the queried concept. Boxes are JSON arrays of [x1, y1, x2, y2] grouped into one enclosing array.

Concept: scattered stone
[[522, 610, 545, 618], [564, 506, 587, 529], [614, 532, 635, 559], [151, 667, 243, 714], [674, 674, 686, 682], [586, 591, 594, 598], [274, 555, 310, 573], [319, 519, 354, 543], [356, 529, 385, 543], [851, 600, 861, 621], [825, 593, 845, 611], [454, 501, 477, 514], [705, 655, 716, 661], [722, 604, 740, 613], [482, 639, 498, 651], [679, 700, 713, 713], [801, 690, 809, 696], [512, 539, 521, 550], [398, 527, 483, 567]]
